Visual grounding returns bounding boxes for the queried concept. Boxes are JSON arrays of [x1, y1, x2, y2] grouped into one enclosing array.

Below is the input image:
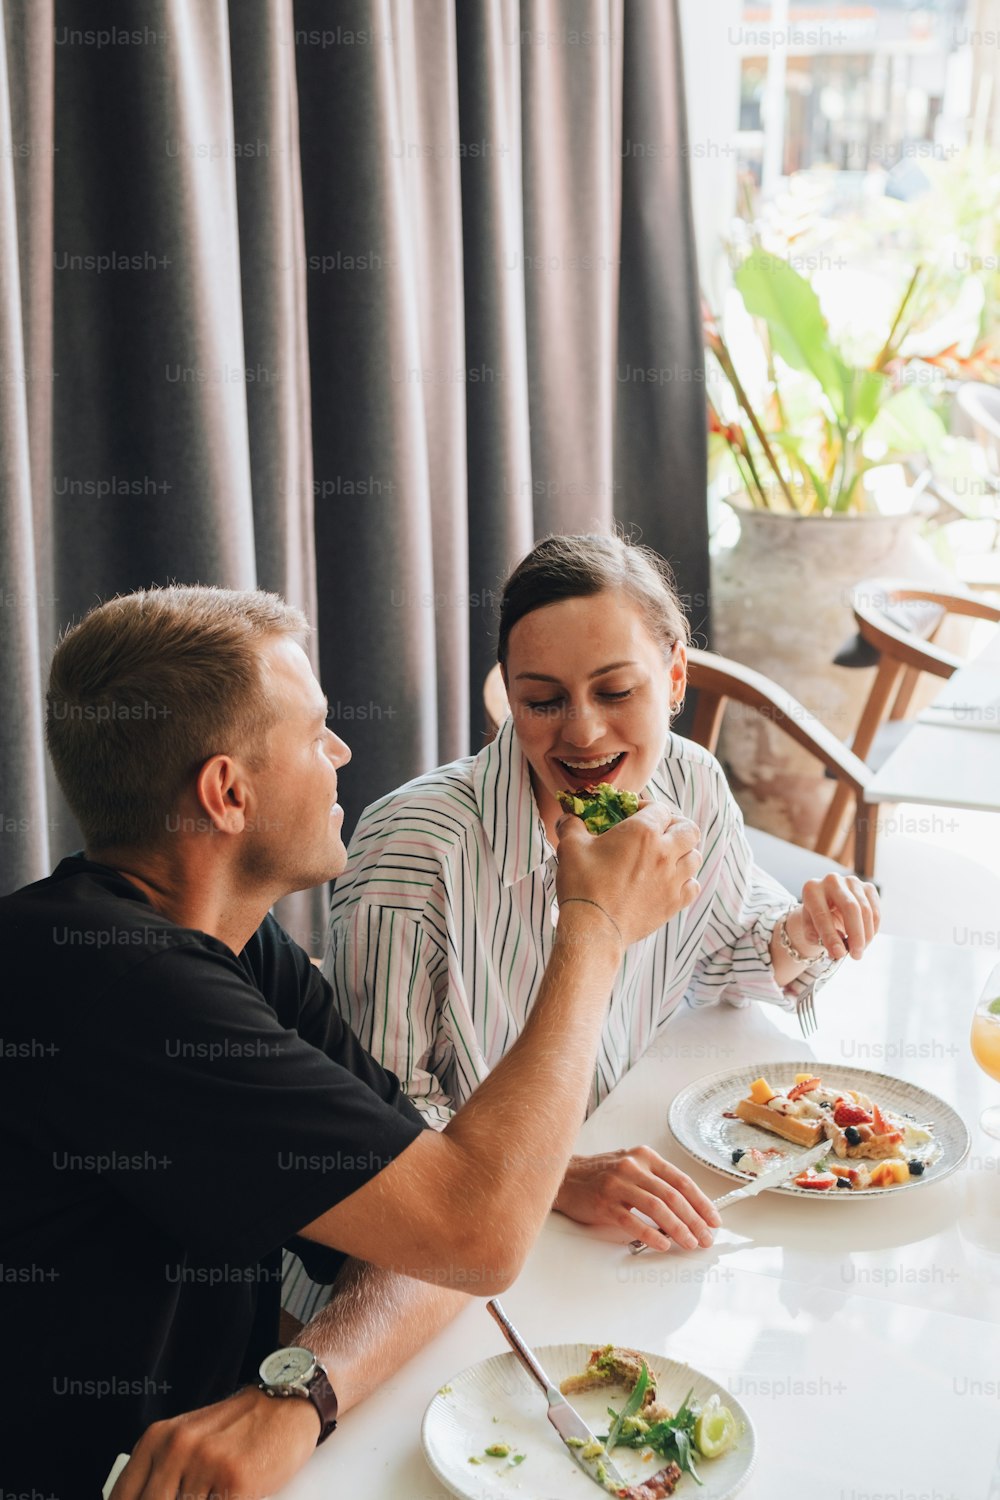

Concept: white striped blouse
[[323, 715, 826, 1130]]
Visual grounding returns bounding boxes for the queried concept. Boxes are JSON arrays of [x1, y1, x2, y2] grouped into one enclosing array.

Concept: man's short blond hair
[[46, 585, 310, 851]]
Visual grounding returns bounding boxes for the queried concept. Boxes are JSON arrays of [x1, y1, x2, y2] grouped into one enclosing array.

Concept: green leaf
[[864, 386, 947, 457], [675, 1429, 704, 1485], [734, 249, 850, 421], [844, 367, 887, 431], [605, 1361, 650, 1454]]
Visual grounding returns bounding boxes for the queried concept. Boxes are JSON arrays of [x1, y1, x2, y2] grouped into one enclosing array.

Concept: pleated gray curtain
[[0, 0, 707, 947]]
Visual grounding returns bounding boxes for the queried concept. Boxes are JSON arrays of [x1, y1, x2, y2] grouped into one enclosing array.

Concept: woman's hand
[[788, 874, 881, 962], [553, 1147, 722, 1253]]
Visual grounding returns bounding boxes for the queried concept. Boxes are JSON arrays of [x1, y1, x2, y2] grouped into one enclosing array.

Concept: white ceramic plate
[[422, 1342, 755, 1499], [669, 1060, 970, 1197]]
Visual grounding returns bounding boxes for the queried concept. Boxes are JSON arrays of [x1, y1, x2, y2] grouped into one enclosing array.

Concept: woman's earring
[[671, 698, 685, 716]]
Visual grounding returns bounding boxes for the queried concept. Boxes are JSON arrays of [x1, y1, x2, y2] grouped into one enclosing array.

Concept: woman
[[323, 533, 880, 1252]]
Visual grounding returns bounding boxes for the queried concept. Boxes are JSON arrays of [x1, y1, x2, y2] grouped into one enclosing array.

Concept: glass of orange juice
[[970, 965, 1000, 1139]]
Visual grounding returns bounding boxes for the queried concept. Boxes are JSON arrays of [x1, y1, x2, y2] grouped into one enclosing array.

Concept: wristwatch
[[258, 1346, 339, 1444]]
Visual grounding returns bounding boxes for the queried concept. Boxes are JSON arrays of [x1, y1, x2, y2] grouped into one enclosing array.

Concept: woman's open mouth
[[553, 751, 627, 790]]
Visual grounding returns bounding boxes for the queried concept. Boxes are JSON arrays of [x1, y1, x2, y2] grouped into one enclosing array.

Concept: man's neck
[[86, 846, 272, 956]]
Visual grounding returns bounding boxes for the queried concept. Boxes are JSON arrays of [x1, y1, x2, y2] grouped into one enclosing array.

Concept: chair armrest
[[686, 649, 871, 796]]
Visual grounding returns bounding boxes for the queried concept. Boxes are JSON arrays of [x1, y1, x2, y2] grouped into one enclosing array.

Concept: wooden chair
[[483, 653, 874, 884], [817, 578, 1000, 862]]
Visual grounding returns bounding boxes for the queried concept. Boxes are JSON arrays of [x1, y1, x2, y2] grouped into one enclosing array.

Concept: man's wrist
[[555, 898, 624, 962], [251, 1382, 322, 1442]]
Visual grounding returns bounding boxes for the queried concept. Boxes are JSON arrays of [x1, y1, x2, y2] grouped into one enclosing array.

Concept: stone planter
[[709, 502, 953, 852]]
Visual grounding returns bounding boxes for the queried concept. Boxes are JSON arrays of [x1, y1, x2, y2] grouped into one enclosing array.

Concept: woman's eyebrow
[[514, 660, 637, 682]]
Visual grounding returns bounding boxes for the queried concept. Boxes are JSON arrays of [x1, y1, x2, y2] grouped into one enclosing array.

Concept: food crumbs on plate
[[485, 1443, 511, 1458], [468, 1455, 481, 1465], [437, 1384, 453, 1396], [509, 1454, 526, 1466]]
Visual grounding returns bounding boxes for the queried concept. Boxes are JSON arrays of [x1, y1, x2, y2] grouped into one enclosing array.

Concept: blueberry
[[844, 1126, 862, 1146], [908, 1159, 925, 1176], [836, 1177, 852, 1188], [731, 1148, 745, 1165]]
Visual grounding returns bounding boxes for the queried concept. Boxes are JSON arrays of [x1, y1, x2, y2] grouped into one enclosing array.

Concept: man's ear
[[196, 754, 248, 832]]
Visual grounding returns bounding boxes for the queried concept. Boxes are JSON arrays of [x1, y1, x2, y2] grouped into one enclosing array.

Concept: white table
[[279, 935, 1000, 1500], [867, 632, 1000, 811]]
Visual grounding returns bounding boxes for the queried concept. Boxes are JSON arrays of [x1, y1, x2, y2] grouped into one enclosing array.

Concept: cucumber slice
[[987, 997, 1000, 1017], [693, 1397, 738, 1460]]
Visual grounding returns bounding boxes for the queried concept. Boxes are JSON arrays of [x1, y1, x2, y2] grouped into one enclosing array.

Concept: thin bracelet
[[777, 907, 823, 965], [559, 897, 624, 953]]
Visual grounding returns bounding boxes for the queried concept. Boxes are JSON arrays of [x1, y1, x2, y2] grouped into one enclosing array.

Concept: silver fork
[[795, 955, 846, 1038]]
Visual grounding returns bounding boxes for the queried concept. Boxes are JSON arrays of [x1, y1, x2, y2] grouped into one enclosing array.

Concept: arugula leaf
[[604, 1382, 706, 1475], [604, 1361, 650, 1454], [675, 1429, 703, 1485]]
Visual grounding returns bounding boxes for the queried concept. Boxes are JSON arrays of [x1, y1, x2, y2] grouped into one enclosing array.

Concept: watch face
[[259, 1345, 317, 1388]]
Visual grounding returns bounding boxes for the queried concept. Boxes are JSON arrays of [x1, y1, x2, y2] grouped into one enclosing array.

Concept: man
[[0, 585, 702, 1497]]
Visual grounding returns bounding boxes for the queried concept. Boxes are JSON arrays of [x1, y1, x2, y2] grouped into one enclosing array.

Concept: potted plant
[[704, 247, 958, 849]]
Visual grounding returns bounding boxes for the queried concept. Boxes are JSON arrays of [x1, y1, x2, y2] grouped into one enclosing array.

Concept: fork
[[795, 954, 846, 1038]]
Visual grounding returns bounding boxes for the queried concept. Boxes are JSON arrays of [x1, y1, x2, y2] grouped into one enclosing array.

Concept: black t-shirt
[[0, 855, 426, 1495]]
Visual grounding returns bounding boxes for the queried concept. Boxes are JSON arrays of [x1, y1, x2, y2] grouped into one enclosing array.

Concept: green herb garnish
[[605, 1360, 650, 1454], [556, 784, 640, 835], [604, 1384, 704, 1483]]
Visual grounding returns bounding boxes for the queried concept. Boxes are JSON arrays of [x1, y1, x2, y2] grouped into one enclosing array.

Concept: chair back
[[955, 381, 1000, 473]]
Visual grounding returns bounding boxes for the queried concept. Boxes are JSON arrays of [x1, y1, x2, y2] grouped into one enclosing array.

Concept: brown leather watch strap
[[305, 1365, 339, 1445]]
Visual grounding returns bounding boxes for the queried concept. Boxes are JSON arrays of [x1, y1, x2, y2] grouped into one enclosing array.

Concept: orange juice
[[971, 1004, 1000, 1083]]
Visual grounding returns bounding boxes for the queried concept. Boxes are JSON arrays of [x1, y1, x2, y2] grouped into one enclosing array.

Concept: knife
[[486, 1298, 626, 1491], [627, 1140, 831, 1254]]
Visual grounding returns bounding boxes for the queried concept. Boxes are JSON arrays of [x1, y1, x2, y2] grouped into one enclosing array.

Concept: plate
[[669, 1060, 970, 1197], [422, 1342, 755, 1499]]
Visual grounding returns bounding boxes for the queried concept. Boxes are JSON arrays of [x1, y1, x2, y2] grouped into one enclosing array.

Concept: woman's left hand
[[789, 874, 881, 962]]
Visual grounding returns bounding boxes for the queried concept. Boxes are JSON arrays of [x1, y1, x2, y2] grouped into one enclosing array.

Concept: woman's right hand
[[554, 1146, 721, 1252], [554, 802, 702, 950]]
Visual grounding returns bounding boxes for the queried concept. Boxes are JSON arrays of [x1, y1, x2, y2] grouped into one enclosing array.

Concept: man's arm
[[112, 1260, 469, 1500], [299, 807, 702, 1291]]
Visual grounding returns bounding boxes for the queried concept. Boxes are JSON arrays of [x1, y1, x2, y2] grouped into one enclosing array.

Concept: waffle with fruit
[[734, 1072, 931, 1166]]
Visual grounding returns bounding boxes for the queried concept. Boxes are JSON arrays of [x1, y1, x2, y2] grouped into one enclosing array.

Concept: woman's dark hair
[[497, 533, 691, 666]]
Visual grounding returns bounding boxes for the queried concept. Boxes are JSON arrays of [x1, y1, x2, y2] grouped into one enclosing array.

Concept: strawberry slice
[[833, 1101, 873, 1128], [788, 1076, 822, 1100], [794, 1169, 838, 1191]]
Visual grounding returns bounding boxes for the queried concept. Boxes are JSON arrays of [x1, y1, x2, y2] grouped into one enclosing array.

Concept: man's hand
[[553, 1147, 721, 1253], [555, 803, 702, 950], [110, 1384, 318, 1500]]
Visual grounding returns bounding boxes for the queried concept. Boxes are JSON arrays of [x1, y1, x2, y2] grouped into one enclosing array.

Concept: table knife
[[486, 1298, 626, 1490], [628, 1139, 831, 1254]]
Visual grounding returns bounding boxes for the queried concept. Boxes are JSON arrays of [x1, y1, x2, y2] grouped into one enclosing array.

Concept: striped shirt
[[323, 715, 825, 1129]]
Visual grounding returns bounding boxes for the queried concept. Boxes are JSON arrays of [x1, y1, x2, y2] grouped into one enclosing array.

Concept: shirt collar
[[472, 715, 554, 886]]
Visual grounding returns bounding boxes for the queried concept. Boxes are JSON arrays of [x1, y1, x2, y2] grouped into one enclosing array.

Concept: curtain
[[0, 0, 707, 946]]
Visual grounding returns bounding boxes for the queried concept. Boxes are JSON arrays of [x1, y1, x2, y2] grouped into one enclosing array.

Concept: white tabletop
[[867, 632, 1000, 809], [278, 935, 1000, 1500]]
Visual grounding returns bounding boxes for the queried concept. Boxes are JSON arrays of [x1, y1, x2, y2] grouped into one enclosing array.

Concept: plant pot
[[709, 502, 954, 853]]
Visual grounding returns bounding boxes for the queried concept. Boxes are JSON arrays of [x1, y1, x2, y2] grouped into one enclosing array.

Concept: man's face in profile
[[238, 637, 353, 895]]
